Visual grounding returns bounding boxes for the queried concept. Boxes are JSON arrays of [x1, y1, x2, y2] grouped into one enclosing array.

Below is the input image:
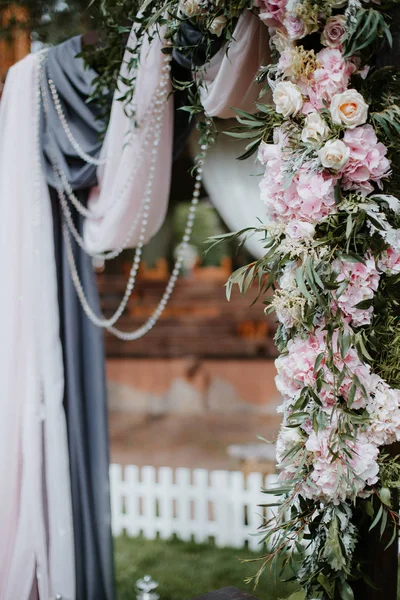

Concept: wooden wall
[[0, 5, 30, 84], [98, 273, 278, 359]]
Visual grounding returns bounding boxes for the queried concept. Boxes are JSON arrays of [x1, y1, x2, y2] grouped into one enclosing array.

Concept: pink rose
[[285, 220, 315, 240], [284, 14, 307, 40], [254, 0, 287, 29], [321, 15, 347, 48]]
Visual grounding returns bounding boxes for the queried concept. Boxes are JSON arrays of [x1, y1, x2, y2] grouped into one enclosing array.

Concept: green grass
[[115, 535, 299, 600]]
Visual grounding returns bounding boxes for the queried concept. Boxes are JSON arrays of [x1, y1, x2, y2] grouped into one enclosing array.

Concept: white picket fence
[[110, 464, 278, 551]]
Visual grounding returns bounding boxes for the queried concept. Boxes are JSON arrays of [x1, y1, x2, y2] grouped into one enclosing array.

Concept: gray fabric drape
[[40, 37, 115, 600]]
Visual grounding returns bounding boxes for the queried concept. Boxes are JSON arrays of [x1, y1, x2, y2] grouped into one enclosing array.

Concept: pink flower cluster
[[332, 255, 380, 327], [378, 247, 400, 275], [258, 141, 337, 225], [366, 377, 400, 447], [275, 321, 400, 500], [254, 0, 287, 29], [302, 428, 379, 503], [275, 328, 372, 411], [342, 125, 391, 194], [255, 0, 400, 510], [304, 49, 356, 110]]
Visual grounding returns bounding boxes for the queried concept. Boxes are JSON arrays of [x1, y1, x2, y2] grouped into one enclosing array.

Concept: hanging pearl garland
[[63, 143, 208, 339], [38, 40, 212, 340], [108, 148, 207, 341], [48, 78, 107, 167]]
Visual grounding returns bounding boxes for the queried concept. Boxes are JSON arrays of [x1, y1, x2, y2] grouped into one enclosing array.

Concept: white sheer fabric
[[0, 54, 75, 600], [196, 10, 271, 258], [190, 129, 266, 258]]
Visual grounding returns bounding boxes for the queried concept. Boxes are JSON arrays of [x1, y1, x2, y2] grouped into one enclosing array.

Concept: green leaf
[[314, 352, 325, 373], [346, 214, 353, 240], [296, 267, 314, 304], [354, 299, 373, 310], [384, 524, 397, 551], [284, 593, 306, 600], [380, 487, 392, 507], [369, 504, 383, 531], [338, 579, 355, 600]]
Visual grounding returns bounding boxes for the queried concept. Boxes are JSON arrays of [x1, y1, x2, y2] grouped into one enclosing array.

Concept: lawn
[[115, 535, 299, 600]]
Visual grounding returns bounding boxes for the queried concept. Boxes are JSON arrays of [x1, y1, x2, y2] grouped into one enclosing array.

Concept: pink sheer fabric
[[200, 10, 271, 118], [0, 54, 75, 600]]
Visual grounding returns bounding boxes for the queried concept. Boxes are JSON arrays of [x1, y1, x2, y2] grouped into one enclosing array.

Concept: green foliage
[[344, 8, 392, 59], [172, 202, 231, 266], [0, 0, 98, 45], [224, 105, 283, 160]]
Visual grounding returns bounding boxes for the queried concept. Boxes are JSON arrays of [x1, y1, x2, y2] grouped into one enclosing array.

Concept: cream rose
[[330, 89, 369, 128], [208, 15, 228, 37], [179, 0, 201, 17], [318, 139, 350, 171], [272, 31, 295, 53], [301, 112, 330, 144], [273, 81, 303, 117], [321, 15, 347, 48]]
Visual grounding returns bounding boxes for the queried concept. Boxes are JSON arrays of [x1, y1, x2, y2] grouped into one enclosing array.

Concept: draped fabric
[[85, 10, 270, 254], [200, 10, 271, 119], [84, 25, 174, 254], [0, 53, 75, 600], [41, 36, 104, 191], [0, 12, 271, 600], [189, 128, 266, 259], [41, 37, 115, 600]]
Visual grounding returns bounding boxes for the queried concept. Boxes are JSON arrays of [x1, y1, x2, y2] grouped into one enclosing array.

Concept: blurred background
[[0, 3, 292, 599]]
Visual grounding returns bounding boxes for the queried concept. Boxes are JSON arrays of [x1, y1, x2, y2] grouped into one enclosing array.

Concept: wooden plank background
[[97, 274, 278, 358]]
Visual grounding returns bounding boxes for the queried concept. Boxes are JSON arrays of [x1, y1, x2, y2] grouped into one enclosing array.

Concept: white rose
[[285, 220, 315, 240], [330, 89, 369, 129], [179, 0, 201, 17], [273, 81, 303, 117], [208, 15, 228, 37], [301, 112, 330, 144], [318, 139, 350, 171]]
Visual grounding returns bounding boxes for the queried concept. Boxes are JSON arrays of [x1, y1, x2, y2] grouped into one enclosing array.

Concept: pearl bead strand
[[48, 77, 107, 166], [108, 140, 209, 340]]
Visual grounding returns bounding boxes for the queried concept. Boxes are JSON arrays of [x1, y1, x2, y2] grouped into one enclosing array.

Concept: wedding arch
[[84, 1, 400, 598], [2, 0, 400, 598]]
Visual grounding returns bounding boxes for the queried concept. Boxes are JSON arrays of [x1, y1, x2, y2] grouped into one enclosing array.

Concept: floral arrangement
[[219, 0, 400, 597], [85, 0, 400, 596]]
